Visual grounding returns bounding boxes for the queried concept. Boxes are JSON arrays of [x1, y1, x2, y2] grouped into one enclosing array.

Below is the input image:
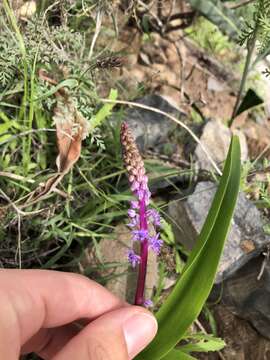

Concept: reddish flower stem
[[134, 197, 148, 305]]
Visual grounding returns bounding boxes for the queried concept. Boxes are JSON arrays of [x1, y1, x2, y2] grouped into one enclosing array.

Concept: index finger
[[0, 269, 125, 357]]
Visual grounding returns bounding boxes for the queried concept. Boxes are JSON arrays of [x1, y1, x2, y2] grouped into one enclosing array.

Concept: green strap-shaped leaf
[[188, 0, 241, 40], [136, 136, 241, 360], [179, 333, 225, 353], [162, 349, 196, 360], [89, 89, 118, 131]]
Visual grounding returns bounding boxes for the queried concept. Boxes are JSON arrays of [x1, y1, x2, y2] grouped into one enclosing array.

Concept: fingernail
[[123, 312, 158, 359]]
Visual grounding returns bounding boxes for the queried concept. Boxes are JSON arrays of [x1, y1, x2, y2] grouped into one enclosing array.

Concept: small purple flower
[[149, 233, 163, 254], [130, 200, 139, 209], [127, 250, 141, 268], [144, 189, 151, 205], [128, 209, 137, 218], [132, 229, 149, 242], [147, 209, 161, 227], [131, 181, 140, 192], [127, 214, 139, 228], [136, 188, 145, 201], [143, 299, 153, 308]]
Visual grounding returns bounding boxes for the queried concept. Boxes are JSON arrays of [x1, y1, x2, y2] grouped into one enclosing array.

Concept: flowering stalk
[[121, 122, 162, 306]]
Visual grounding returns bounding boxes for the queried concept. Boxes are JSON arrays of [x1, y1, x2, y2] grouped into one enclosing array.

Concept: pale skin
[[0, 270, 158, 360]]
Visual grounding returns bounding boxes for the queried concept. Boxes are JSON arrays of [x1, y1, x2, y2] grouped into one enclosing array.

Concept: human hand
[[0, 269, 157, 359]]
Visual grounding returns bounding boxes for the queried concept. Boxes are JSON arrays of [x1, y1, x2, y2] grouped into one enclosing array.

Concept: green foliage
[[185, 17, 235, 57], [160, 219, 185, 274], [0, 15, 84, 90], [162, 349, 196, 360], [179, 333, 225, 354], [188, 0, 242, 40], [89, 89, 118, 131], [136, 136, 241, 360], [239, 0, 270, 54], [161, 220, 175, 246], [0, 3, 121, 126]]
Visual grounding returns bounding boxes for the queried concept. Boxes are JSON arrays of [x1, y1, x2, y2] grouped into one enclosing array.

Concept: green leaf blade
[[179, 333, 225, 353], [188, 0, 242, 40], [136, 136, 241, 360], [162, 349, 196, 360]]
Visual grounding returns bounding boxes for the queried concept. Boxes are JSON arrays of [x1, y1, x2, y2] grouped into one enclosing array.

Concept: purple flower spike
[[149, 233, 163, 254], [127, 250, 141, 268], [121, 122, 162, 306]]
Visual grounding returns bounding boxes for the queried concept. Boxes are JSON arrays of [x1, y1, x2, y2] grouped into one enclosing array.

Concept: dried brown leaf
[[53, 95, 90, 174]]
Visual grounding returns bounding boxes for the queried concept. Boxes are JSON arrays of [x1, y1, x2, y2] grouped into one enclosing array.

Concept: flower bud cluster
[[121, 122, 163, 269]]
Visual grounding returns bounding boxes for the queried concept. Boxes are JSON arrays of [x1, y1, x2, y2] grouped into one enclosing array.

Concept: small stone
[[17, 1, 37, 19], [194, 120, 248, 171], [207, 77, 225, 92], [240, 240, 256, 253]]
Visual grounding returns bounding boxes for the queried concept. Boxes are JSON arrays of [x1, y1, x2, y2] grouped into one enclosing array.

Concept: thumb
[[52, 306, 158, 360]]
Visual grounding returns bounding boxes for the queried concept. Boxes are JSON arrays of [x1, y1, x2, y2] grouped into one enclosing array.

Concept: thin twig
[[99, 98, 222, 175], [253, 143, 270, 164], [89, 9, 103, 59], [0, 128, 55, 146], [43, 0, 60, 21], [138, 0, 163, 28], [157, 0, 162, 20], [0, 171, 35, 183], [0, 188, 27, 216], [0, 188, 45, 217], [257, 245, 270, 280]]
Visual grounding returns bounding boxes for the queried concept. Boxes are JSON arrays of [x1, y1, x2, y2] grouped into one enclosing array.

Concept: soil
[[197, 305, 270, 360]]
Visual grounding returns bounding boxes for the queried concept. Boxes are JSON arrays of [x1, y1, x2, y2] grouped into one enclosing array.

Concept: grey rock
[[207, 76, 225, 92], [168, 181, 270, 283], [195, 120, 231, 171], [221, 255, 270, 340], [125, 94, 185, 151], [195, 120, 248, 171]]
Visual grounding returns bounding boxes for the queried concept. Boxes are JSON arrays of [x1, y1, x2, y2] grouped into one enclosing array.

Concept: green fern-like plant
[[230, 0, 270, 123], [239, 0, 270, 53]]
